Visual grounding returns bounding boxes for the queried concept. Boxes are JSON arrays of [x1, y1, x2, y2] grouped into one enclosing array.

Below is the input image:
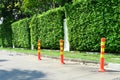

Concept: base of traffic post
[[98, 69, 105, 72], [61, 54, 65, 64], [98, 58, 105, 72], [38, 52, 41, 60]]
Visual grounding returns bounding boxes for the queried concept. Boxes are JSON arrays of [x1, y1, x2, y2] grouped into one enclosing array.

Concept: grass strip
[[0, 48, 120, 64]]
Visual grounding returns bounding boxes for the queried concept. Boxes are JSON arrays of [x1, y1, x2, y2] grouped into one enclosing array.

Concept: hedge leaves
[[11, 18, 30, 48]]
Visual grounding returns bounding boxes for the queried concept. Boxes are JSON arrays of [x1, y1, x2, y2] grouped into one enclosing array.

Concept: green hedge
[[11, 18, 30, 48], [65, 0, 120, 53], [30, 7, 64, 49], [0, 25, 2, 46], [29, 15, 39, 48], [0, 21, 12, 47]]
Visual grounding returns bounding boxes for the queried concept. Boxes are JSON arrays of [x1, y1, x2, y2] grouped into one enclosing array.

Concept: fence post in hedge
[[13, 43, 15, 48], [38, 40, 41, 60], [60, 39, 65, 64], [64, 19, 70, 51], [99, 38, 105, 72]]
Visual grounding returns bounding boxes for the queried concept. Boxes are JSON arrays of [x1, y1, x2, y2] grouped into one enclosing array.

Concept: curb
[[42, 55, 108, 66], [43, 55, 120, 71], [106, 63, 120, 71]]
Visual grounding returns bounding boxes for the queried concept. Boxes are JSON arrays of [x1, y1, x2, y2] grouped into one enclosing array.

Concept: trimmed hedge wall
[[0, 21, 12, 47], [0, 25, 2, 46], [65, 0, 120, 53], [11, 18, 30, 48], [30, 7, 64, 49], [29, 15, 39, 49]]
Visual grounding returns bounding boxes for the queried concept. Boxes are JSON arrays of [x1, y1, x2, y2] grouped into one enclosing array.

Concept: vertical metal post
[[99, 38, 105, 72], [38, 40, 41, 60], [60, 39, 65, 64]]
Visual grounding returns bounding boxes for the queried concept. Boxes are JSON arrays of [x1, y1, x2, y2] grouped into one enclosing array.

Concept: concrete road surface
[[0, 50, 120, 80]]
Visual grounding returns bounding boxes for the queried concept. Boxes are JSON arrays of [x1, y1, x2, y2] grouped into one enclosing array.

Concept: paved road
[[0, 50, 120, 80]]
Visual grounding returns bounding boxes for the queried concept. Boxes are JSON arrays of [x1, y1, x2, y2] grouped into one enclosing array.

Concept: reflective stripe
[[101, 42, 105, 46], [101, 48, 105, 52], [60, 47, 63, 50], [38, 50, 40, 53], [60, 52, 63, 55], [38, 43, 40, 46], [100, 54, 104, 58], [60, 43, 63, 46], [38, 47, 40, 50]]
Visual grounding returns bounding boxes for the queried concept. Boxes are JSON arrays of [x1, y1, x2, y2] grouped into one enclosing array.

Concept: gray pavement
[[0, 50, 120, 80]]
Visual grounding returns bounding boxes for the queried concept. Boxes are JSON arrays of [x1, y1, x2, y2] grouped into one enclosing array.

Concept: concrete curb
[[43, 55, 120, 71], [106, 63, 120, 71], [42, 55, 108, 66]]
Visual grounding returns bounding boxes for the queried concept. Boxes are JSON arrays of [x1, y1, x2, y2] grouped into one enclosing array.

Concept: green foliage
[[72, 0, 87, 3], [65, 0, 120, 53], [21, 0, 71, 16], [0, 20, 12, 47], [29, 15, 39, 48], [30, 7, 64, 49], [0, 25, 2, 46], [0, 0, 25, 47], [11, 18, 30, 48], [0, 0, 24, 20]]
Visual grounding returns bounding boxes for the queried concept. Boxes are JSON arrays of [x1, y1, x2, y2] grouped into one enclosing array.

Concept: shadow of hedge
[[0, 69, 46, 80]]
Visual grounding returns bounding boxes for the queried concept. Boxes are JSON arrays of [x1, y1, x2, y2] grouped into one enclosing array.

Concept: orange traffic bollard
[[38, 40, 41, 60], [60, 39, 65, 64], [99, 38, 105, 72]]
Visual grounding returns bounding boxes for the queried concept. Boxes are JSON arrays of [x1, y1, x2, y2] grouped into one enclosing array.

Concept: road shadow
[[106, 69, 120, 72], [0, 69, 46, 80], [0, 59, 8, 62], [91, 69, 120, 73]]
